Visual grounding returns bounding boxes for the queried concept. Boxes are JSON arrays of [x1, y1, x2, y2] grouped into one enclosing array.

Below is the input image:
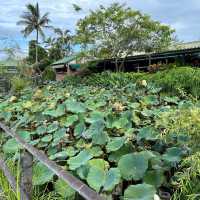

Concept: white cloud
[[0, 0, 200, 57]]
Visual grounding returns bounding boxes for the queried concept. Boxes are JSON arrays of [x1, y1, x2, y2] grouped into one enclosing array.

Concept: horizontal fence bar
[[0, 122, 103, 200], [0, 157, 29, 200]]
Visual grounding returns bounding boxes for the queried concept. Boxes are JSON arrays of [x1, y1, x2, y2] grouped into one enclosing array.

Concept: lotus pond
[[0, 80, 199, 200]]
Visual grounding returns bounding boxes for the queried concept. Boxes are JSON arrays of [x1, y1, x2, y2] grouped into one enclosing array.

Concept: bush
[[145, 67, 200, 97], [155, 104, 200, 151], [10, 76, 30, 93], [38, 58, 52, 71], [83, 67, 200, 98], [63, 66, 200, 98], [42, 67, 56, 81]]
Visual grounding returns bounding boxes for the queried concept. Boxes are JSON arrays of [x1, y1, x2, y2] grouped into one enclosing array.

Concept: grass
[[0, 159, 62, 200], [172, 152, 200, 200], [0, 160, 17, 200]]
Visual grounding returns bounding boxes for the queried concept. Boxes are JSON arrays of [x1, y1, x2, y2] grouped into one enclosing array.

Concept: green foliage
[[68, 150, 93, 170], [124, 183, 156, 200], [64, 67, 200, 98], [44, 28, 72, 63], [0, 160, 17, 200], [0, 77, 195, 198], [118, 151, 151, 181], [54, 179, 75, 199], [33, 162, 54, 186], [144, 170, 165, 188], [27, 41, 49, 65], [146, 67, 200, 97], [10, 76, 31, 93], [155, 104, 200, 151], [37, 58, 52, 71], [17, 3, 51, 63], [3, 139, 21, 154], [75, 3, 174, 71], [42, 67, 56, 81], [172, 152, 200, 200]]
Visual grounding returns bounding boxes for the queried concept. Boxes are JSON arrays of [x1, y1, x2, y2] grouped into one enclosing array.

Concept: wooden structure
[[51, 55, 81, 80], [0, 59, 18, 92], [94, 42, 200, 72]]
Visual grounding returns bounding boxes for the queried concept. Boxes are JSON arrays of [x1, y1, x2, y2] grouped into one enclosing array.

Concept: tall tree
[[17, 2, 51, 64], [28, 40, 48, 64], [75, 3, 175, 71], [53, 28, 72, 57]]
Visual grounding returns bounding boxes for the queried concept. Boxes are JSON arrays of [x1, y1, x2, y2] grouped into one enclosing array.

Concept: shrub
[[145, 67, 200, 97], [38, 58, 52, 71], [155, 105, 200, 151], [97, 67, 200, 97], [42, 67, 56, 81], [10, 76, 30, 93], [63, 66, 200, 98]]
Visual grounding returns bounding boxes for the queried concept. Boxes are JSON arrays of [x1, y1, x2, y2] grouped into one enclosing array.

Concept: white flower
[[154, 194, 160, 200], [141, 80, 147, 87], [9, 96, 17, 102]]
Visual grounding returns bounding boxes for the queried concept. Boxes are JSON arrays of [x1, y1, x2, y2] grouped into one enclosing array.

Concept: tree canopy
[[75, 3, 175, 71]]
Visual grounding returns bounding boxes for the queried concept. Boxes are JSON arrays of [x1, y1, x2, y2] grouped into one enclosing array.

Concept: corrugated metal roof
[[130, 41, 200, 57], [51, 55, 77, 66], [169, 41, 200, 50]]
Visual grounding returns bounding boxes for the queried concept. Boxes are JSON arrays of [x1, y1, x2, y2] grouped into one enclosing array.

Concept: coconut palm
[[17, 3, 51, 64], [54, 28, 72, 57]]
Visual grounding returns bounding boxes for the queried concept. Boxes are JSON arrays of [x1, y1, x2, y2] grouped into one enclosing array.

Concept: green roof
[[51, 55, 78, 66], [69, 64, 81, 70]]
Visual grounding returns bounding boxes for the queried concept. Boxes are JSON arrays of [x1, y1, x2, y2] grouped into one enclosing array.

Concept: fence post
[[0, 157, 29, 200], [20, 150, 33, 200], [0, 122, 104, 200]]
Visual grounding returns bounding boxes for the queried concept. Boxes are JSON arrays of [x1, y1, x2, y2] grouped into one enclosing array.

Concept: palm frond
[[38, 27, 45, 40], [26, 4, 37, 16], [72, 4, 82, 12], [16, 20, 32, 26], [17, 2, 51, 40], [36, 3, 40, 19], [21, 25, 34, 37], [39, 12, 51, 26], [64, 29, 71, 35], [54, 28, 63, 36]]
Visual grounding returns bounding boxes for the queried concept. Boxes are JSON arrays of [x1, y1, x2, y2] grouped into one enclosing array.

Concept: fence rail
[[0, 157, 29, 200], [0, 122, 103, 200]]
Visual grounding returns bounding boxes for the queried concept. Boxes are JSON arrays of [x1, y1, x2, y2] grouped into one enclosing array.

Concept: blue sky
[[0, 0, 200, 58]]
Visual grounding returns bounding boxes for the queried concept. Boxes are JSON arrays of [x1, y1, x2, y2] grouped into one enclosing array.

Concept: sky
[[0, 0, 200, 58]]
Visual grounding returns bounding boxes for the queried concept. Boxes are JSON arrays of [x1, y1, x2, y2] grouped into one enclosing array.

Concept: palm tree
[[54, 28, 72, 57], [17, 3, 51, 64]]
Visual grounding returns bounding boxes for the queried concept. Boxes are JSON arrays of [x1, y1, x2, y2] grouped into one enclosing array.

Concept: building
[[94, 41, 200, 72], [0, 59, 19, 73], [51, 55, 81, 80], [0, 59, 19, 92]]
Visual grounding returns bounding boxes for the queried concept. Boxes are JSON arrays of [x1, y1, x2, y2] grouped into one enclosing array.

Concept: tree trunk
[[119, 58, 126, 72], [36, 29, 39, 64], [62, 36, 65, 57]]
